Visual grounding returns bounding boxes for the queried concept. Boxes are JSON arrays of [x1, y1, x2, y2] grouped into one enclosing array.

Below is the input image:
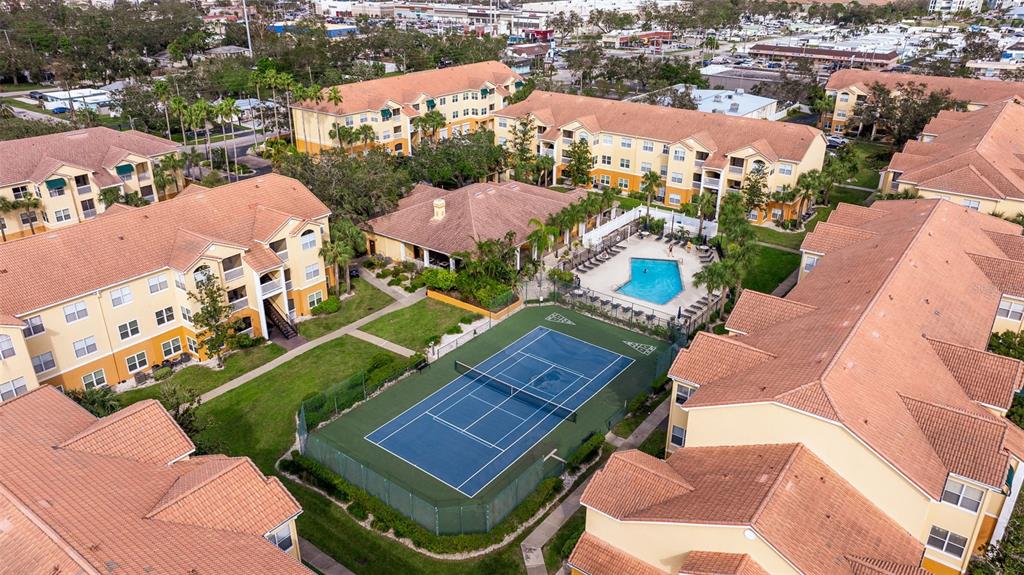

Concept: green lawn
[[846, 141, 893, 190], [611, 386, 669, 439], [361, 298, 470, 351], [196, 335, 400, 472], [4, 98, 121, 128], [118, 343, 286, 407], [298, 278, 395, 340], [742, 246, 801, 294], [637, 422, 667, 459], [542, 507, 586, 573], [289, 479, 527, 574], [751, 185, 872, 251], [750, 224, 805, 251]]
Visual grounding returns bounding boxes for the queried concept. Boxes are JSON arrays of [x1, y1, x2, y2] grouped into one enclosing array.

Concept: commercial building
[[882, 100, 1024, 218], [364, 180, 588, 268], [0, 385, 309, 574], [0, 127, 180, 241], [748, 44, 899, 70], [929, 0, 983, 14], [585, 199, 1024, 575], [631, 86, 779, 119], [0, 174, 330, 397], [494, 91, 826, 223], [290, 61, 524, 156], [822, 69, 1024, 135]]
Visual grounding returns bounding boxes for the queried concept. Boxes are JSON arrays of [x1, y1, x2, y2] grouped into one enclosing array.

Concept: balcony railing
[[119, 174, 132, 183], [239, 326, 254, 337], [77, 185, 92, 195], [728, 165, 744, 175], [276, 250, 289, 262], [229, 297, 249, 312], [138, 172, 152, 182], [694, 159, 706, 168], [284, 280, 293, 292], [82, 209, 97, 219], [223, 267, 244, 282], [141, 193, 156, 203], [260, 279, 283, 297], [703, 177, 721, 189], [562, 137, 573, 146]]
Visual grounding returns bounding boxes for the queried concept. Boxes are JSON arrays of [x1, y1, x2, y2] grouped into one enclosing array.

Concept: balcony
[[82, 209, 97, 219], [223, 267, 244, 282], [694, 159, 706, 168], [276, 249, 289, 262], [562, 137, 573, 146], [728, 165, 744, 175], [541, 149, 554, 158], [703, 177, 721, 189], [260, 278, 283, 297], [284, 280, 293, 292], [229, 297, 249, 312], [77, 185, 92, 195], [138, 172, 152, 182]]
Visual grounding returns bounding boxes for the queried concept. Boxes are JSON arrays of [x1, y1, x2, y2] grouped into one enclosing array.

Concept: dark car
[[28, 91, 45, 100], [349, 267, 361, 278]]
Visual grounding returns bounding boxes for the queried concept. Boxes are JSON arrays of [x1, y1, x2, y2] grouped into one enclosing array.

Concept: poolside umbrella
[[677, 306, 682, 319]]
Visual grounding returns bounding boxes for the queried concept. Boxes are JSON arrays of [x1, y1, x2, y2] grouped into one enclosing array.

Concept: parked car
[[826, 135, 849, 148], [28, 91, 44, 100]]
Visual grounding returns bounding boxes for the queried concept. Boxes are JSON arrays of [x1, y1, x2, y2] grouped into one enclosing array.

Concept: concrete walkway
[[199, 291, 425, 403], [300, 538, 355, 575], [753, 240, 801, 255], [358, 265, 411, 300], [520, 398, 671, 574], [349, 329, 416, 357], [772, 268, 800, 297]]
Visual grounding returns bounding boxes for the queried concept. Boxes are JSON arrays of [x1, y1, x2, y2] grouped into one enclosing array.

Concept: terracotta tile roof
[[244, 244, 286, 274], [678, 551, 769, 575], [679, 198, 1024, 495], [668, 333, 774, 386], [986, 230, 1024, 262], [59, 399, 194, 465], [366, 181, 587, 255], [580, 445, 924, 575], [724, 290, 817, 335], [801, 221, 878, 254], [0, 173, 329, 318], [568, 533, 668, 575], [825, 202, 890, 228], [0, 127, 177, 187], [294, 61, 521, 116], [0, 386, 309, 575], [969, 252, 1024, 298], [826, 69, 1024, 105], [845, 556, 929, 575], [888, 101, 1024, 201], [928, 338, 1024, 410], [496, 91, 824, 164]]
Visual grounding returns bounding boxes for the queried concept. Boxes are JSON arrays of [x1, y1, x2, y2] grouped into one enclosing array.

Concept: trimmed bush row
[[566, 433, 605, 472], [280, 452, 564, 554]]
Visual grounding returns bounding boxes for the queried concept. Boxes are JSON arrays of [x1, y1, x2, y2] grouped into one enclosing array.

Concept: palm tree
[[182, 147, 203, 181], [153, 80, 173, 140], [249, 71, 269, 148], [411, 109, 447, 144], [216, 99, 242, 181], [328, 122, 355, 150], [152, 161, 173, 200], [526, 217, 556, 261], [0, 197, 15, 241], [320, 232, 354, 296], [191, 100, 214, 164], [641, 171, 663, 223], [355, 123, 376, 148], [160, 153, 184, 196], [169, 96, 189, 144], [16, 196, 41, 235], [534, 155, 555, 186]]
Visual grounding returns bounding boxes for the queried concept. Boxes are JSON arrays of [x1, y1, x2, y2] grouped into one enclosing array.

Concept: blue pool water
[[616, 258, 683, 305]]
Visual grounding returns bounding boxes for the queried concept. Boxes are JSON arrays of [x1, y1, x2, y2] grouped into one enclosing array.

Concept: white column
[[400, 243, 407, 261], [251, 270, 269, 339], [449, 257, 455, 271], [515, 248, 521, 270], [423, 248, 430, 267]]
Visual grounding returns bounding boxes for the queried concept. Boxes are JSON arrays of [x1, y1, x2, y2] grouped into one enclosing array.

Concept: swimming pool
[[616, 258, 683, 305]]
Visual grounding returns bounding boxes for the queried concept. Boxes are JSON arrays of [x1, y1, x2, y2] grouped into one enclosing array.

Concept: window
[[63, 302, 88, 323], [126, 351, 148, 373], [670, 425, 686, 447], [620, 137, 632, 149], [162, 337, 182, 358], [599, 175, 611, 186], [305, 263, 321, 281], [118, 320, 140, 340], [927, 526, 967, 558], [998, 299, 1024, 321], [73, 336, 98, 358], [963, 199, 981, 210], [193, 265, 212, 284], [600, 155, 611, 165], [836, 111, 847, 119], [602, 134, 612, 146], [148, 274, 168, 294], [803, 255, 819, 273], [451, 110, 459, 119], [942, 478, 984, 512], [155, 306, 175, 326], [308, 290, 324, 308], [22, 316, 44, 338], [660, 166, 668, 177], [619, 158, 631, 169], [640, 162, 652, 174], [54, 208, 72, 223], [12, 185, 29, 200], [181, 306, 193, 323], [498, 118, 507, 128], [20, 211, 37, 225], [675, 384, 692, 406], [642, 140, 654, 152], [110, 287, 133, 307], [439, 97, 446, 105], [671, 172, 684, 184], [839, 92, 850, 102], [618, 178, 629, 190], [778, 163, 793, 176], [345, 117, 354, 127], [301, 229, 317, 250], [452, 94, 459, 103], [81, 199, 96, 218], [498, 137, 507, 145], [175, 272, 186, 290], [266, 523, 294, 552], [662, 144, 670, 155], [0, 377, 27, 402], [360, 114, 368, 123], [31, 352, 55, 374], [0, 335, 14, 359], [673, 149, 685, 162], [82, 370, 106, 390], [187, 336, 199, 354], [668, 193, 682, 205]]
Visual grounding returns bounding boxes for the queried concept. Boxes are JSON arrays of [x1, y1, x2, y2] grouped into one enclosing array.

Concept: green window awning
[[480, 88, 489, 96], [380, 108, 393, 120], [514, 81, 524, 89], [115, 164, 135, 175], [45, 178, 66, 190], [1008, 465, 1016, 490], [426, 99, 436, 110]]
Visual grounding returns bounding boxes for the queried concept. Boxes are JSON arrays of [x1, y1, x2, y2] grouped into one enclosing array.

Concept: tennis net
[[454, 360, 577, 422]]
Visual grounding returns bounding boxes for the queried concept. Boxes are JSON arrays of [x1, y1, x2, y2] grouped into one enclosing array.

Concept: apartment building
[[929, 0, 982, 14], [881, 99, 1024, 218], [822, 69, 1024, 135], [0, 385, 310, 574], [618, 199, 1024, 575], [290, 61, 524, 156], [493, 91, 827, 223], [0, 174, 330, 398], [0, 127, 181, 241]]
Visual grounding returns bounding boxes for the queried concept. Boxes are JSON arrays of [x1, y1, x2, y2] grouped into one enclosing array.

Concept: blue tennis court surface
[[365, 326, 634, 497]]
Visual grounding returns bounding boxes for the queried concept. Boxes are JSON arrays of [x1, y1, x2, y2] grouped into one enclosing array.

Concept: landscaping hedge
[[566, 433, 605, 472], [281, 452, 564, 553], [302, 354, 424, 429]]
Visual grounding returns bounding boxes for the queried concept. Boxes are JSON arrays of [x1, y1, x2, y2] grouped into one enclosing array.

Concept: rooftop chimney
[[433, 198, 446, 220]]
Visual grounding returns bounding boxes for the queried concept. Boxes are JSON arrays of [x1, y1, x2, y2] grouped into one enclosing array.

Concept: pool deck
[[575, 235, 710, 317]]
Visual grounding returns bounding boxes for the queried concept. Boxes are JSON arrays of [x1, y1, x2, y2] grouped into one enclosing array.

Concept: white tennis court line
[[432, 389, 527, 423], [430, 354, 530, 421], [429, 414, 501, 449], [519, 351, 588, 379], [461, 365, 555, 432], [492, 374, 585, 447]]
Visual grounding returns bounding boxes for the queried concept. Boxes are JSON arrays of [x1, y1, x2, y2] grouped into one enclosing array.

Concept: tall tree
[[562, 139, 594, 187], [188, 271, 237, 367], [509, 117, 537, 183]]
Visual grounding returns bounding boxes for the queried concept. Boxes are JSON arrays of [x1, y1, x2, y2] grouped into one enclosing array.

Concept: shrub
[[371, 517, 390, 532], [368, 352, 394, 371], [420, 267, 458, 291], [311, 296, 341, 315], [348, 501, 369, 520], [459, 312, 483, 324], [376, 268, 393, 278], [426, 334, 442, 346], [387, 277, 403, 286], [396, 260, 418, 274], [445, 324, 463, 335], [566, 433, 605, 471], [409, 274, 427, 289], [153, 366, 173, 381], [231, 333, 265, 349], [547, 268, 575, 286], [404, 284, 417, 292]]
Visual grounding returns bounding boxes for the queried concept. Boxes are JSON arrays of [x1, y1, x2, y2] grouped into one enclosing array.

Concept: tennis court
[[366, 326, 634, 497]]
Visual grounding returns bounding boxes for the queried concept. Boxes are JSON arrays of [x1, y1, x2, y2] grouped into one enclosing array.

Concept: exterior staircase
[[264, 301, 298, 339]]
